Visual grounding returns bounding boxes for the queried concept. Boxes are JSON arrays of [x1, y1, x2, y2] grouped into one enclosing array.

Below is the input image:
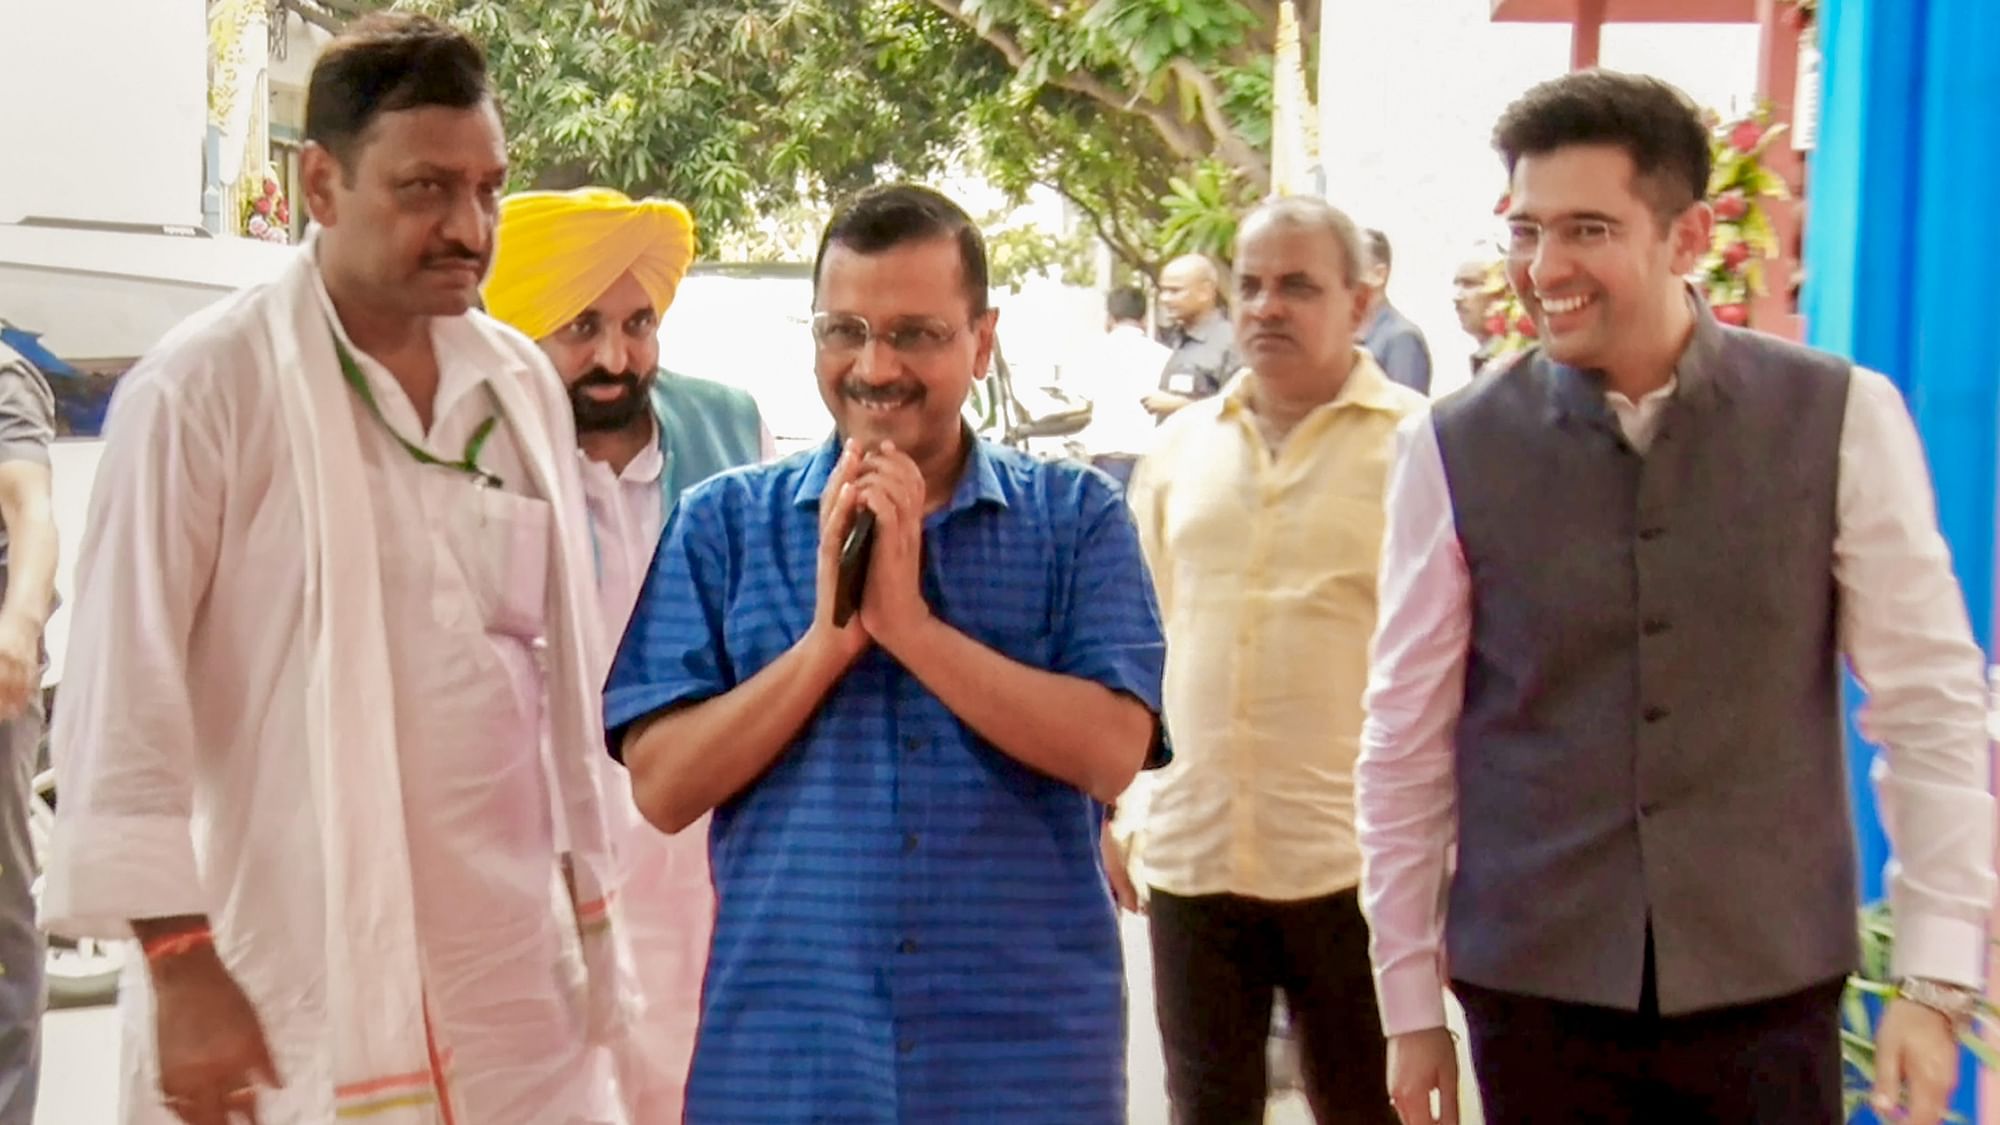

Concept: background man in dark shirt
[[1358, 229, 1434, 395], [1147, 254, 1239, 419]]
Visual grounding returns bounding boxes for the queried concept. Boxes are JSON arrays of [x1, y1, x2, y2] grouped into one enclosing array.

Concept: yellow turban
[[483, 187, 697, 342]]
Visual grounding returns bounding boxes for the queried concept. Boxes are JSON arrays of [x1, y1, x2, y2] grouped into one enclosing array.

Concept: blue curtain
[[1805, 0, 2000, 1120]]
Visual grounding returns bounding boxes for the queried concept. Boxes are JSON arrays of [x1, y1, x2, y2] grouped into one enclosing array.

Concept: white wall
[[1319, 0, 1758, 397], [0, 0, 207, 227]]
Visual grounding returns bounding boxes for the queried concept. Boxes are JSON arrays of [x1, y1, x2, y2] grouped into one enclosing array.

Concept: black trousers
[[1455, 947, 1846, 1125], [1149, 887, 1395, 1125]]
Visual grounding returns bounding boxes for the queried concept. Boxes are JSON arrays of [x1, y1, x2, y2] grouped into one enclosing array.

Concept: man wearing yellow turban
[[484, 187, 768, 1124]]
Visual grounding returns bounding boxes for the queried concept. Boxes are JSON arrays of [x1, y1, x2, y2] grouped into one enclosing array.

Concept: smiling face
[[812, 235, 995, 477], [1232, 214, 1372, 386], [304, 98, 508, 319], [1502, 143, 1711, 374]]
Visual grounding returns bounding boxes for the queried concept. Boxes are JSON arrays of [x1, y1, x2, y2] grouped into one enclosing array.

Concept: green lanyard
[[330, 332, 504, 490]]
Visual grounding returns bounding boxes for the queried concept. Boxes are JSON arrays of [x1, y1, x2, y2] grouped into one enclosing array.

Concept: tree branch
[[280, 1, 346, 35], [1048, 180, 1158, 280], [1169, 59, 1270, 187], [919, 0, 1213, 165]]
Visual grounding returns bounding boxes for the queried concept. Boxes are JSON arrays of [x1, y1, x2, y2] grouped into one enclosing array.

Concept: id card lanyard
[[330, 331, 505, 490]]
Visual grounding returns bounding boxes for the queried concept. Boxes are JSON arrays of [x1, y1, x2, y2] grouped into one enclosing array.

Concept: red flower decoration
[[1721, 241, 1752, 271], [1729, 120, 1765, 154], [1714, 304, 1751, 327], [1713, 190, 1749, 221], [1515, 313, 1539, 338], [1483, 314, 1509, 339], [253, 195, 273, 216]]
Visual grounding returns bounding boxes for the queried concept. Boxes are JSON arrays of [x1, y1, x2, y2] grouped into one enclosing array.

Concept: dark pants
[[1149, 888, 1394, 1125], [0, 698, 42, 1124], [1455, 946, 1845, 1125]]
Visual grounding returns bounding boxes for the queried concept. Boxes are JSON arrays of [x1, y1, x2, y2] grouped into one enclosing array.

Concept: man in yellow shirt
[[1109, 196, 1424, 1123]]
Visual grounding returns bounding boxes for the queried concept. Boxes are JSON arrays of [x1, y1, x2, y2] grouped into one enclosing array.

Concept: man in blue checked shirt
[[604, 183, 1169, 1122]]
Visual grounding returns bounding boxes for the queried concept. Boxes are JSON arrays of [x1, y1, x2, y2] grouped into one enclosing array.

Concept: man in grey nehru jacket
[[1358, 69, 1995, 1125]]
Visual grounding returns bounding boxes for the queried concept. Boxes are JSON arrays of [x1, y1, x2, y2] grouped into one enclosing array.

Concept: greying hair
[[1236, 196, 1367, 288]]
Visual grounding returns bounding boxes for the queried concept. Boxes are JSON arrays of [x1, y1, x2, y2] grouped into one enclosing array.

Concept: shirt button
[[1641, 617, 1671, 636], [1642, 705, 1670, 723], [1638, 527, 1666, 541], [902, 833, 919, 854], [903, 737, 921, 753], [898, 1039, 916, 1056], [898, 938, 918, 954]]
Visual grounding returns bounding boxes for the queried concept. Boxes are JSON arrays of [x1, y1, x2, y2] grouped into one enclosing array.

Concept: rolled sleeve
[[0, 359, 55, 466], [1055, 481, 1170, 767], [603, 489, 736, 759], [44, 812, 205, 938]]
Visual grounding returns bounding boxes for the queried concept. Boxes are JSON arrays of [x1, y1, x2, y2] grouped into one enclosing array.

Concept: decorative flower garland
[[1475, 104, 1793, 363], [240, 164, 294, 244]]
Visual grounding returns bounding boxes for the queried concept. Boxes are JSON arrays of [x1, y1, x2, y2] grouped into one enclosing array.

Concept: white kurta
[[45, 265, 616, 1125], [578, 437, 714, 1123]]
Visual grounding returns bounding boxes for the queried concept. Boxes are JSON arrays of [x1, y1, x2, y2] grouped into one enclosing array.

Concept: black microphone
[[833, 509, 877, 627]]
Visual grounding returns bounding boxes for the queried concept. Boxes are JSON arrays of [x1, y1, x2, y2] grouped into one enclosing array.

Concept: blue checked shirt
[[604, 435, 1169, 1122]]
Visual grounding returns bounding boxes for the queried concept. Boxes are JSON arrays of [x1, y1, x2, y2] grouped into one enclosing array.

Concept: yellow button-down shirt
[[1118, 352, 1425, 901]]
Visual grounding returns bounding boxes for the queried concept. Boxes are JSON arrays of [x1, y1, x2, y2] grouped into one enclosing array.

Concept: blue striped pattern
[[605, 436, 1168, 1122]]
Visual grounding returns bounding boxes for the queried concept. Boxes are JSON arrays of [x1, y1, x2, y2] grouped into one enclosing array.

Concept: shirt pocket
[[446, 486, 552, 641]]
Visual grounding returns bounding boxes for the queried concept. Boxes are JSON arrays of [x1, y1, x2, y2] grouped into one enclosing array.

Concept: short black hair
[[305, 13, 491, 174], [1106, 286, 1148, 323], [813, 185, 990, 316], [1492, 69, 1711, 224]]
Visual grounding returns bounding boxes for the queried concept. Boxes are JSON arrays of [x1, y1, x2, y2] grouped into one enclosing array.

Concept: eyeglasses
[[811, 312, 963, 357], [1503, 218, 1624, 260]]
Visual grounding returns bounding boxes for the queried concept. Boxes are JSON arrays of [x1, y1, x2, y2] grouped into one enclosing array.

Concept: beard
[[568, 367, 652, 433]]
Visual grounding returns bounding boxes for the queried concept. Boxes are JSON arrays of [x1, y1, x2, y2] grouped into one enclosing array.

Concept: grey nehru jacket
[[1429, 302, 1858, 1015]]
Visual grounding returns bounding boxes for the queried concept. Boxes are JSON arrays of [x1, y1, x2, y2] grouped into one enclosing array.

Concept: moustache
[[575, 368, 644, 393], [842, 380, 925, 406], [422, 246, 485, 271]]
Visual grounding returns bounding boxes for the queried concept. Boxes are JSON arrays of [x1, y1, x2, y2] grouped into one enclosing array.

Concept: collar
[[1219, 348, 1408, 420], [1361, 302, 1393, 338], [579, 416, 664, 484], [306, 244, 484, 431], [1178, 307, 1230, 344], [791, 425, 1009, 515], [1545, 286, 1732, 426]]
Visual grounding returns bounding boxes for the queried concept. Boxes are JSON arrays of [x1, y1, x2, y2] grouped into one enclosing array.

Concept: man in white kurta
[[45, 260, 615, 1124], [41, 15, 624, 1125], [484, 188, 770, 1123]]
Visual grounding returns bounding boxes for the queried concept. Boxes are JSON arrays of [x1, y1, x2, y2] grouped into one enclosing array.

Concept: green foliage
[[1839, 903, 1998, 1123], [985, 219, 1098, 291], [1159, 159, 1257, 263], [373, 0, 1298, 275]]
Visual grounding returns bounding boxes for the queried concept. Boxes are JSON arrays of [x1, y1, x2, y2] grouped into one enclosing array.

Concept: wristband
[[141, 927, 213, 963]]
